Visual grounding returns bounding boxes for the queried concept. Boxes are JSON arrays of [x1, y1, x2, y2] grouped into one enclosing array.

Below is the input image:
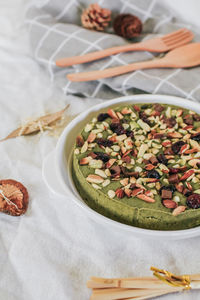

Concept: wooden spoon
[[67, 43, 200, 82]]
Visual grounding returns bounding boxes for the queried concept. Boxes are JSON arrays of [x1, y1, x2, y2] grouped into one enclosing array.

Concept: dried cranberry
[[164, 117, 176, 128], [147, 170, 161, 179], [97, 113, 110, 122], [94, 152, 109, 162], [169, 166, 187, 174], [171, 141, 185, 154], [157, 154, 168, 165], [193, 114, 200, 121], [186, 194, 200, 209], [183, 188, 192, 197], [110, 166, 121, 177], [110, 122, 126, 135], [130, 183, 136, 190], [126, 130, 134, 138], [96, 138, 113, 147], [183, 114, 193, 125], [139, 111, 151, 125], [191, 133, 200, 142], [154, 104, 164, 112]]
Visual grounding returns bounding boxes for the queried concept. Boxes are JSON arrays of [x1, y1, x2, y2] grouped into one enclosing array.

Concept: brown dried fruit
[[76, 135, 84, 147], [161, 189, 172, 199], [168, 174, 179, 184], [0, 179, 29, 216], [149, 156, 158, 165], [154, 104, 164, 112], [121, 167, 139, 178], [113, 14, 142, 39]]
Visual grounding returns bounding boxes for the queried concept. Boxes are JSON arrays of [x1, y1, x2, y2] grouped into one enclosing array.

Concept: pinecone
[[113, 14, 142, 39], [81, 3, 111, 31]]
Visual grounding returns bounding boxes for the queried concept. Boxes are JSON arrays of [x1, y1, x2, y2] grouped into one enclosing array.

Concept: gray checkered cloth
[[26, 0, 200, 101]]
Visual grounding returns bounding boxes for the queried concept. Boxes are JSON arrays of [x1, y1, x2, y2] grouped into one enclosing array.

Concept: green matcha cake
[[72, 103, 200, 230]]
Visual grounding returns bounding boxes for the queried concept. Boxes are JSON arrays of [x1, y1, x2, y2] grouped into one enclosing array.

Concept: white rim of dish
[[55, 94, 200, 239]]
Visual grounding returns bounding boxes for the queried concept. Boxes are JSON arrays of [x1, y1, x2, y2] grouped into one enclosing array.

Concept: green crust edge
[[72, 153, 200, 231]]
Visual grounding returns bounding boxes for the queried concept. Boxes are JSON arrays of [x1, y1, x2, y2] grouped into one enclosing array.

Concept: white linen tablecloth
[[0, 0, 200, 299]]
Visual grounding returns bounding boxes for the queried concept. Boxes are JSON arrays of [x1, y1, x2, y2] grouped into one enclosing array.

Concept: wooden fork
[[56, 28, 194, 67], [67, 43, 200, 82]]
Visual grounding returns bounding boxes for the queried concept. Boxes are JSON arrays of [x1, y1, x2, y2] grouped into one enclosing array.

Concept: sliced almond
[[80, 157, 92, 165], [107, 109, 118, 119], [138, 143, 148, 157], [86, 175, 104, 184], [87, 132, 96, 143], [137, 194, 155, 203], [137, 119, 151, 132], [105, 169, 111, 177], [102, 179, 110, 187], [84, 123, 93, 133], [89, 159, 103, 169], [81, 141, 88, 154], [116, 112, 123, 119], [116, 134, 127, 142], [172, 205, 186, 216], [95, 169, 107, 178], [92, 183, 101, 190], [106, 159, 116, 168]]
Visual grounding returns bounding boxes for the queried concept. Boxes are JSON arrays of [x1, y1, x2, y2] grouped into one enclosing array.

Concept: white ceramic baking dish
[[42, 94, 200, 240]]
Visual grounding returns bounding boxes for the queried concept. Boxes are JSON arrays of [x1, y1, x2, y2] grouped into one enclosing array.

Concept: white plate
[[42, 94, 200, 240]]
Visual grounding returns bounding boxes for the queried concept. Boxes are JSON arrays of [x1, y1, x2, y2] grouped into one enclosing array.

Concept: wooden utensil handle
[[56, 43, 146, 67], [67, 59, 170, 82]]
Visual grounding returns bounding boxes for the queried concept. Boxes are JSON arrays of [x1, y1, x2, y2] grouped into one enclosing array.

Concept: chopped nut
[[80, 157, 92, 165], [102, 179, 110, 187], [81, 141, 88, 153], [89, 159, 103, 169], [108, 190, 115, 198], [138, 143, 148, 157], [87, 132, 96, 143], [105, 169, 111, 177], [120, 178, 129, 186], [84, 123, 93, 132], [74, 148, 80, 155], [95, 169, 107, 178], [137, 119, 151, 132], [172, 205, 186, 216], [92, 184, 101, 190], [87, 175, 104, 184]]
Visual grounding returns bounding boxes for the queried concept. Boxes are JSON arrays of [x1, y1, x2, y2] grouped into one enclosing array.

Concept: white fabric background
[[0, 0, 200, 299]]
